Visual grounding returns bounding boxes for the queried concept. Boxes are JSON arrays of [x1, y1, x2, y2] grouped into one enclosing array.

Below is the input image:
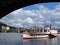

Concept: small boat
[[23, 25, 57, 39]]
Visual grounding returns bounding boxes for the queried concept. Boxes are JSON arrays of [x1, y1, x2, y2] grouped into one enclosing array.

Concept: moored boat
[[23, 25, 57, 39]]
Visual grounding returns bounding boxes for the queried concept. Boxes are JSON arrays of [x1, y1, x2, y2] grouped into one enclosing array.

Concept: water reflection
[[23, 37, 58, 45]]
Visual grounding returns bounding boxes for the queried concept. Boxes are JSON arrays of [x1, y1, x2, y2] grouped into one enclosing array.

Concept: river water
[[0, 33, 60, 45]]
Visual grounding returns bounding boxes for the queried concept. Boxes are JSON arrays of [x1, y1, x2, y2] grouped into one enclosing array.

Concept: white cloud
[[24, 10, 37, 16], [46, 21, 51, 24], [24, 17, 34, 24], [53, 12, 60, 19], [51, 3, 60, 19], [52, 25, 60, 29], [11, 9, 24, 16], [39, 25, 44, 28], [39, 5, 48, 10], [39, 15, 44, 18], [38, 5, 49, 13], [55, 21, 60, 24], [38, 21, 44, 24], [56, 3, 60, 11], [15, 23, 23, 27]]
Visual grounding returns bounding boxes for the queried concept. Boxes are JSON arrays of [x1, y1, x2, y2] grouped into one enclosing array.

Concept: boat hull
[[23, 33, 57, 39], [23, 34, 49, 39]]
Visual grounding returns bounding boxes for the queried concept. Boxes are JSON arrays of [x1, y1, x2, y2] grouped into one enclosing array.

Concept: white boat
[[23, 26, 57, 39], [23, 30, 57, 39]]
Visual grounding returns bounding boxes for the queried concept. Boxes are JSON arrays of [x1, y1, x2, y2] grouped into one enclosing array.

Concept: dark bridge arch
[[0, 0, 59, 18]]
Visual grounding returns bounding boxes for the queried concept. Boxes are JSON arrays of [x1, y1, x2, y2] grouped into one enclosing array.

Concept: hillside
[[0, 22, 26, 33], [0, 22, 7, 29], [0, 21, 17, 29]]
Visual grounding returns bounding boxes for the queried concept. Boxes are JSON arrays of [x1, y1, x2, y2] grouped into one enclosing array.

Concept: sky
[[0, 2, 60, 29]]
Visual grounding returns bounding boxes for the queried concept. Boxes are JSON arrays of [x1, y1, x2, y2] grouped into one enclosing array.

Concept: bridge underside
[[0, 0, 59, 18]]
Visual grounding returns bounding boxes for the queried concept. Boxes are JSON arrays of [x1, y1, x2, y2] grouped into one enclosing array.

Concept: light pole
[[17, 26, 20, 33], [15, 22, 23, 33], [16, 23, 21, 33]]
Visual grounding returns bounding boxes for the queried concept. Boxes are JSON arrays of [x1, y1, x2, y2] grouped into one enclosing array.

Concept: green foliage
[[58, 30, 60, 32], [7, 30, 17, 33]]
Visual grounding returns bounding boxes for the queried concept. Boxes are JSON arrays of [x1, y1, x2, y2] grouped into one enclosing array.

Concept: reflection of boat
[[23, 25, 57, 39]]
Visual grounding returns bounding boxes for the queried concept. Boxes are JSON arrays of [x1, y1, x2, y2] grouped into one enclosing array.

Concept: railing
[[29, 32, 50, 35]]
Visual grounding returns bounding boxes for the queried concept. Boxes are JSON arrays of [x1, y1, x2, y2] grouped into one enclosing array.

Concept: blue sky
[[23, 2, 59, 10], [0, 2, 60, 29]]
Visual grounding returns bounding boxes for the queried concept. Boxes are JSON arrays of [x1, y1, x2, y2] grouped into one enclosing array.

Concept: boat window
[[44, 30, 47, 32], [40, 30, 42, 32]]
